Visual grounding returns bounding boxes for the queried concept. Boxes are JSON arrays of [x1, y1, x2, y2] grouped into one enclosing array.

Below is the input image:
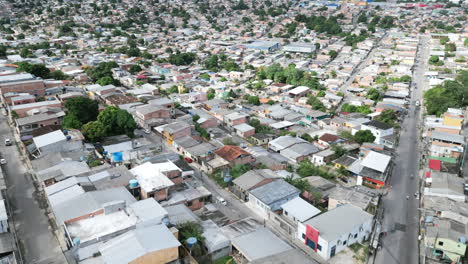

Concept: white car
[[0, 159, 6, 165], [415, 100, 420, 107], [216, 196, 227, 206]]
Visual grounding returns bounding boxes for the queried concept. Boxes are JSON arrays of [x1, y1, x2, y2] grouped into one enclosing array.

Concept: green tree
[[331, 144, 347, 159], [366, 88, 381, 101], [354, 130, 376, 144], [129, 64, 142, 74], [64, 97, 99, 125], [376, 109, 397, 126], [62, 114, 82, 129], [200, 73, 210, 80], [0, 45, 6, 57], [97, 106, 137, 137], [49, 70, 68, 80], [16, 62, 50, 78], [307, 95, 326, 111], [97, 76, 114, 86], [424, 71, 468, 116], [247, 96, 260, 105], [82, 121, 106, 142], [328, 50, 338, 59]]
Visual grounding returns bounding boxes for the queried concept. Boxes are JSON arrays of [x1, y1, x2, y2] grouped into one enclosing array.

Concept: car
[[0, 159, 6, 165], [415, 100, 420, 107], [4, 139, 11, 146], [184, 157, 193, 163], [216, 196, 227, 205]]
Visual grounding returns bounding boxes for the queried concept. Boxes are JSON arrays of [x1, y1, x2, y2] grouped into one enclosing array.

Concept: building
[[245, 41, 280, 52], [233, 123, 256, 138], [251, 134, 274, 145], [9, 99, 62, 117], [0, 73, 46, 97], [283, 42, 316, 53], [98, 224, 181, 264], [130, 162, 175, 200], [359, 120, 394, 145], [297, 204, 373, 260], [134, 104, 171, 130], [32, 129, 83, 156], [157, 121, 192, 145], [231, 169, 278, 201], [201, 220, 231, 261], [15, 111, 65, 136], [215, 145, 255, 167], [248, 180, 300, 218]]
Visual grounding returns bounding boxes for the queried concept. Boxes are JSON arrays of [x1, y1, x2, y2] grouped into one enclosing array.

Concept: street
[[375, 35, 429, 264], [0, 115, 66, 264]]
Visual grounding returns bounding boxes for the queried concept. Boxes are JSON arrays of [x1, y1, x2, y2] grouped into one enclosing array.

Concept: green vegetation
[[129, 64, 142, 74], [375, 109, 398, 127], [354, 130, 376, 144], [307, 95, 326, 111], [62, 97, 99, 129], [429, 55, 444, 66], [249, 118, 272, 134], [0, 45, 6, 57], [297, 160, 335, 179], [295, 14, 342, 35], [257, 64, 325, 90], [82, 121, 106, 142], [366, 88, 382, 101], [85, 61, 119, 85], [176, 222, 206, 257], [211, 164, 252, 187], [204, 54, 241, 72], [87, 106, 137, 140], [331, 144, 347, 159], [424, 70, 468, 116], [212, 256, 235, 264], [16, 62, 68, 80], [168, 52, 196, 65], [341, 103, 372, 114]]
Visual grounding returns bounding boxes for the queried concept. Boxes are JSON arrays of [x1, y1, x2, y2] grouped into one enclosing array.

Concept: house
[[31, 130, 83, 157], [233, 123, 256, 138], [328, 186, 377, 213], [0, 73, 46, 96], [215, 145, 255, 167], [248, 180, 300, 218], [231, 169, 279, 201], [359, 120, 394, 145], [130, 162, 175, 200], [317, 133, 343, 148], [224, 112, 249, 127], [245, 41, 280, 52], [431, 238, 467, 264], [280, 142, 319, 163], [201, 220, 231, 261], [10, 99, 62, 117], [268, 136, 307, 152], [281, 197, 321, 224], [190, 108, 218, 129], [251, 134, 274, 145], [358, 151, 392, 189], [429, 131, 465, 159], [297, 204, 373, 260], [163, 186, 211, 211], [311, 149, 336, 166], [15, 111, 65, 136], [157, 121, 192, 145], [134, 104, 171, 129], [98, 224, 181, 264]]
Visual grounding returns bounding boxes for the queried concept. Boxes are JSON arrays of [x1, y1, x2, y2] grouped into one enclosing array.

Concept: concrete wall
[[0, 80, 45, 96]]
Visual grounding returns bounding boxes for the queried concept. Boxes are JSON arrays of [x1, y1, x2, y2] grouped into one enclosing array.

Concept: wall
[[0, 80, 45, 96], [130, 246, 179, 264], [199, 118, 217, 129], [230, 155, 255, 166]]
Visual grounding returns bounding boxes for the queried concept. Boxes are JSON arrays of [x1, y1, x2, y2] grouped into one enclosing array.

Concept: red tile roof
[[319, 133, 341, 143], [215, 145, 251, 162]]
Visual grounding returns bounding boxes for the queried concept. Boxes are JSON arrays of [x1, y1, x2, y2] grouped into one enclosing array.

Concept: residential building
[[215, 145, 255, 167]]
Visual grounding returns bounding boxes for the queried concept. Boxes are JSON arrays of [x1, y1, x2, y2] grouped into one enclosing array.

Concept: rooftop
[[281, 197, 321, 222], [303, 204, 373, 241], [33, 130, 66, 148], [231, 228, 292, 261], [250, 179, 299, 206], [130, 162, 175, 192]]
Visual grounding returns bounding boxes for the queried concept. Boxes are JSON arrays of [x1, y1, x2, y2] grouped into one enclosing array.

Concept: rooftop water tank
[[186, 237, 197, 248], [66, 136, 72, 141], [129, 179, 139, 188], [73, 237, 81, 246]]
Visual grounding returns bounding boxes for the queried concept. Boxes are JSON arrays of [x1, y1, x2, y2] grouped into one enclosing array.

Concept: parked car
[[4, 139, 11, 146], [0, 159, 6, 165], [184, 157, 193, 163]]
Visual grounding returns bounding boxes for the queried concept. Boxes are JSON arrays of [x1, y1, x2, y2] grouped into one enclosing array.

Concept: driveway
[[0, 115, 66, 264]]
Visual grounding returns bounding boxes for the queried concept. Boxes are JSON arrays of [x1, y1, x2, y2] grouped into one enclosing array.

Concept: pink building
[[10, 100, 62, 117]]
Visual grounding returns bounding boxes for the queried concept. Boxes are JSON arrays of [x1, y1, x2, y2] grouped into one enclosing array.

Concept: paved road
[[0, 115, 66, 264], [375, 35, 429, 264]]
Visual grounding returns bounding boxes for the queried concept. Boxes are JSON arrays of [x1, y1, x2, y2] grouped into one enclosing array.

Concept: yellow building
[[443, 112, 463, 128]]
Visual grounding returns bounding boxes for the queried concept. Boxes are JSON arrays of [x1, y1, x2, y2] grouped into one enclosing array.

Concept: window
[[285, 211, 288, 216], [187, 200, 193, 206], [438, 241, 444, 246], [302, 233, 306, 239], [317, 244, 322, 251], [354, 234, 358, 239], [343, 240, 347, 245]]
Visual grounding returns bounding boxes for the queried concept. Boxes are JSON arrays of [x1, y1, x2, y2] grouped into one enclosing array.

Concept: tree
[[129, 64, 142, 74], [300, 133, 314, 142], [64, 97, 99, 125], [16, 62, 50, 78], [424, 70, 468, 116], [0, 45, 6, 57], [376, 109, 397, 126], [20, 47, 32, 58], [97, 76, 114, 86], [247, 96, 260, 105], [168, 52, 196, 65], [176, 222, 206, 257], [306, 96, 326, 111], [267, 100, 275, 105], [97, 106, 137, 137], [328, 50, 338, 59], [331, 144, 347, 159], [49, 70, 68, 80], [85, 61, 119, 81], [62, 114, 82, 129], [200, 73, 210, 80], [82, 121, 106, 142], [354, 130, 376, 144], [285, 176, 311, 193], [223, 137, 238, 146], [366, 88, 381, 101]]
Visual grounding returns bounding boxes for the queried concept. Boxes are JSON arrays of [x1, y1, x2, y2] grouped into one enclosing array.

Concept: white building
[[297, 204, 373, 260], [358, 120, 394, 145]]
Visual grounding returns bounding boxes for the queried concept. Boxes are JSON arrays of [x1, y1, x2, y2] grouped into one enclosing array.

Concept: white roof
[[270, 121, 295, 129], [361, 151, 391, 173], [233, 123, 254, 132], [129, 199, 168, 224], [288, 86, 309, 95], [0, 200, 7, 221], [33, 130, 66, 149], [130, 162, 175, 192], [281, 197, 321, 222]]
